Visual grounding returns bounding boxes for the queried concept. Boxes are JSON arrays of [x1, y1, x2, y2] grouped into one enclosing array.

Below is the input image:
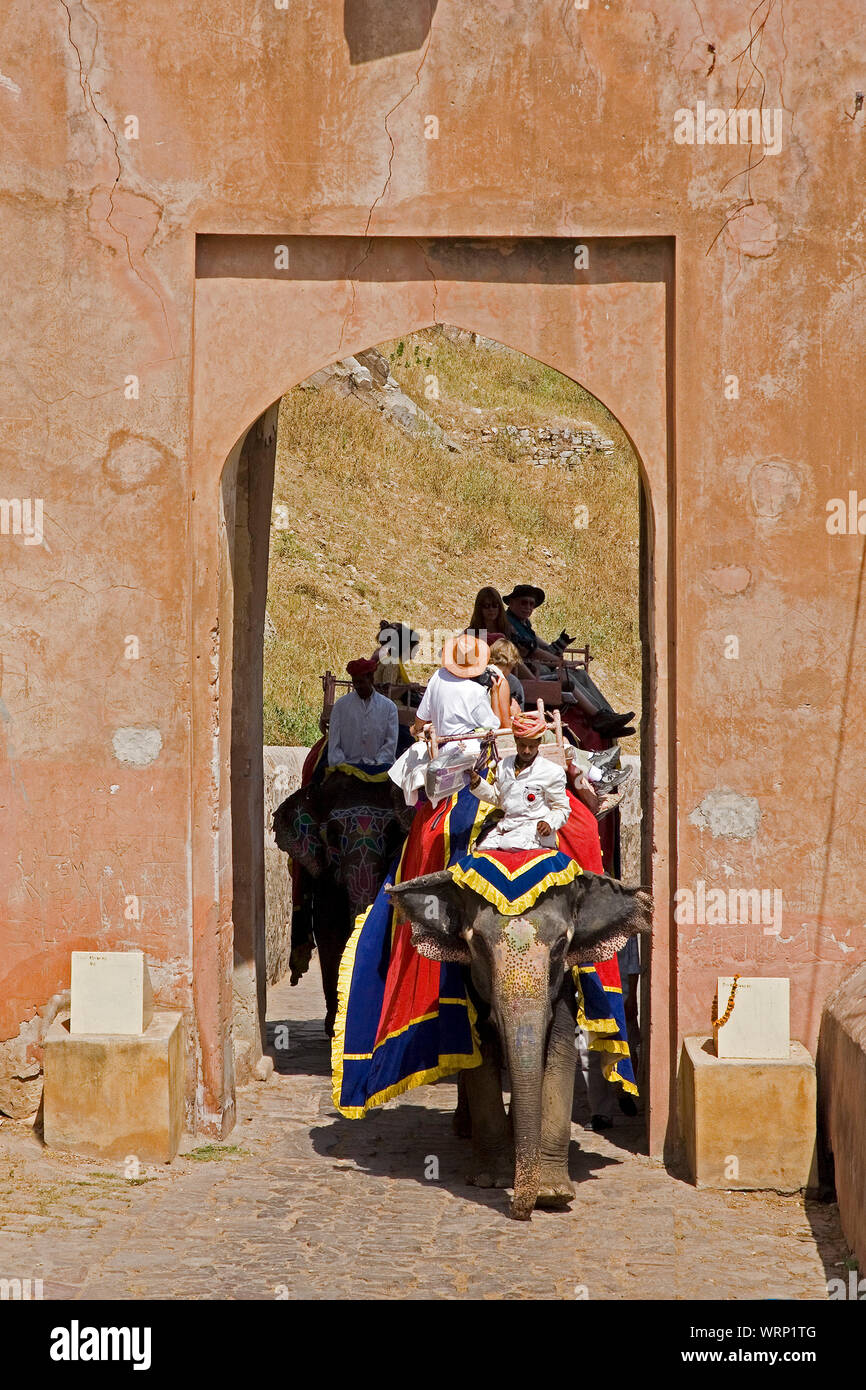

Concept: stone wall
[[619, 755, 642, 887], [817, 962, 866, 1268], [475, 421, 614, 465], [0, 991, 68, 1120], [263, 747, 309, 986]]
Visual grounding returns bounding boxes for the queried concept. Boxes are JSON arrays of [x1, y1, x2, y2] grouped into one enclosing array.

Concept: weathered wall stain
[[111, 727, 163, 766], [688, 790, 762, 841]]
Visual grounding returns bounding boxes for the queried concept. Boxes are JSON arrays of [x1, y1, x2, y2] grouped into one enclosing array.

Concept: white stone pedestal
[[70, 950, 153, 1035]]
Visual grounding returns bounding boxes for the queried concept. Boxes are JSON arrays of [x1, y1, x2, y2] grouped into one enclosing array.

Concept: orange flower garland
[[711, 974, 741, 1029]]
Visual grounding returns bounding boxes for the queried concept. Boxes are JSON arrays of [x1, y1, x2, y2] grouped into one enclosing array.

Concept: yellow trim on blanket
[[469, 794, 492, 848], [331, 814, 484, 1117], [343, 999, 456, 1060], [450, 858, 580, 916], [599, 1053, 639, 1096], [331, 899, 377, 1110], [572, 967, 622, 1033], [326, 762, 391, 783], [442, 794, 453, 867], [463, 849, 581, 883], [587, 1037, 631, 1057], [576, 965, 623, 988], [334, 1007, 482, 1118], [572, 970, 640, 1097], [332, 830, 413, 1106], [335, 1050, 482, 1118]]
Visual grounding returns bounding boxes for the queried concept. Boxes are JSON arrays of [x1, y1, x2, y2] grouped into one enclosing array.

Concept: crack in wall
[[336, 240, 367, 354], [687, 0, 716, 75], [558, 0, 602, 94], [57, 0, 175, 354], [336, 3, 436, 356], [706, 0, 779, 255], [363, 1, 436, 236], [413, 238, 439, 326]]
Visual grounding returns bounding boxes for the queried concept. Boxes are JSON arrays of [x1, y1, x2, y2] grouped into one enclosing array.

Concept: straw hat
[[441, 632, 489, 679]]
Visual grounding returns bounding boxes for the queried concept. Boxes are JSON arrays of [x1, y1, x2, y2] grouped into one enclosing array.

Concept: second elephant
[[274, 771, 414, 1033]]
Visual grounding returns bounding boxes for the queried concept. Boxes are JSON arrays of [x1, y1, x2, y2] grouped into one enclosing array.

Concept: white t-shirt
[[416, 668, 500, 737]]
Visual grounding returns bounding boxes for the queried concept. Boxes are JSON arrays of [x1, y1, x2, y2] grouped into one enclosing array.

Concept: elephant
[[386, 868, 652, 1220], [274, 771, 414, 1034]]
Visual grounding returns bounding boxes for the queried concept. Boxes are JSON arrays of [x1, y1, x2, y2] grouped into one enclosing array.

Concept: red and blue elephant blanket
[[331, 785, 637, 1115]]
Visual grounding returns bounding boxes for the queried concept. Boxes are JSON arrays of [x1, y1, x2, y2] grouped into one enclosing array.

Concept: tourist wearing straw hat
[[410, 633, 501, 739]]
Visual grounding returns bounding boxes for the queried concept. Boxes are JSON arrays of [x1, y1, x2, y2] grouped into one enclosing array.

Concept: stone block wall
[[263, 747, 309, 986]]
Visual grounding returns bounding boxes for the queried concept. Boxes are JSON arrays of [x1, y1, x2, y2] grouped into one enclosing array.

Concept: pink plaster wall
[[2, 1, 864, 1146]]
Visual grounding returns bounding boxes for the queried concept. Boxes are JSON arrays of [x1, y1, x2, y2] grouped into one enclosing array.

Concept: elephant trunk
[[492, 933, 550, 1220]]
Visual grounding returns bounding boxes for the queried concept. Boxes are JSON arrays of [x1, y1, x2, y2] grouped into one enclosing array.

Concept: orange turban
[[511, 710, 547, 739]]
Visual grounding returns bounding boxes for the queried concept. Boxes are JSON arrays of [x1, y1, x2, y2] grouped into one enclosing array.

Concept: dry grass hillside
[[264, 328, 641, 747]]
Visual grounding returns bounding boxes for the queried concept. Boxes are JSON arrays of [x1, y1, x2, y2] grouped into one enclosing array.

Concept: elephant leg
[[453, 1071, 472, 1138], [463, 1043, 513, 1189], [315, 928, 343, 1038], [313, 884, 352, 1038], [537, 981, 579, 1208]]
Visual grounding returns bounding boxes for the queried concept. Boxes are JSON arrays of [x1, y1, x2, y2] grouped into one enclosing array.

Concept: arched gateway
[[191, 235, 675, 1151]]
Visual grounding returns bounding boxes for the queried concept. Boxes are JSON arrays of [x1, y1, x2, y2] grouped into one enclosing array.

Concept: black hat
[[503, 584, 545, 607], [378, 620, 421, 659]]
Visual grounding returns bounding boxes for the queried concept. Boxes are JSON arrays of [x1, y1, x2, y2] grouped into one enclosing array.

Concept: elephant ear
[[386, 870, 471, 964], [273, 789, 325, 877], [565, 872, 653, 967]]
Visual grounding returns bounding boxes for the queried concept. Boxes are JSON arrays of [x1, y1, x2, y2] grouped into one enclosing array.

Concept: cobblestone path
[[0, 970, 849, 1301]]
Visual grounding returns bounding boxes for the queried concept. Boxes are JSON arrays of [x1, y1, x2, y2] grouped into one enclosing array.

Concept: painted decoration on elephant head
[[503, 918, 536, 954]]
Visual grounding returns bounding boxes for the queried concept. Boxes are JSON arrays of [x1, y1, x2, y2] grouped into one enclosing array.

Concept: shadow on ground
[[266, 1017, 332, 1078], [267, 999, 645, 1212], [308, 1098, 625, 1217], [804, 1192, 853, 1289]]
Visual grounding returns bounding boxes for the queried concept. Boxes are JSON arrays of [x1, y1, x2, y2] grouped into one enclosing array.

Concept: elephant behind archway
[[274, 771, 414, 1034]]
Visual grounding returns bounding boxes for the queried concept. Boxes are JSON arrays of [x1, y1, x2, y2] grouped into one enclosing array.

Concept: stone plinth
[[43, 1012, 184, 1163], [679, 1034, 818, 1193]]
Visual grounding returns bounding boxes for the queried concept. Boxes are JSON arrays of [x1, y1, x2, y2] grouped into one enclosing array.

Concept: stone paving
[[0, 969, 850, 1301]]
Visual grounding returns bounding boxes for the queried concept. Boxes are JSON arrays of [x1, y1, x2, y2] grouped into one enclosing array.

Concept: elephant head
[[274, 773, 415, 916], [387, 869, 652, 1219], [273, 785, 326, 877], [323, 802, 406, 915]]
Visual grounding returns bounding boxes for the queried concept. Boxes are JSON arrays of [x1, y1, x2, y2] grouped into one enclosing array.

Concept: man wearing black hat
[[502, 584, 558, 664], [503, 583, 635, 737]]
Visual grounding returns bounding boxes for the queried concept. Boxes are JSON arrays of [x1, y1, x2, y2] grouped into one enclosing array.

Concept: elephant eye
[[549, 936, 567, 963]]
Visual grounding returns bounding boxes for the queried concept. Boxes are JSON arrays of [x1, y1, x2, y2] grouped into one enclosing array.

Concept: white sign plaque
[[70, 950, 154, 1036], [715, 976, 790, 1060]]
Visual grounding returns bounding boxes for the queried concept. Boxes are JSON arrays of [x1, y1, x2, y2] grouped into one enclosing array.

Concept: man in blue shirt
[[503, 584, 635, 736]]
